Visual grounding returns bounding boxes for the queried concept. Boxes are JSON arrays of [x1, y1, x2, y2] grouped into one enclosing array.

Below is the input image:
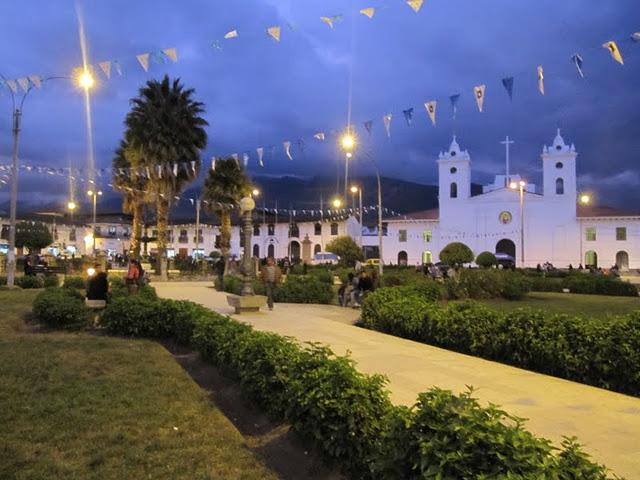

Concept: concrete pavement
[[156, 281, 640, 478]]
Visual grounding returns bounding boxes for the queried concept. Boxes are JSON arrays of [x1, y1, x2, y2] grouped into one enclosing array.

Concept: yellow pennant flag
[[603, 41, 624, 65], [360, 7, 375, 19], [136, 53, 150, 72], [474, 85, 486, 112], [28, 75, 42, 89], [267, 26, 281, 42], [407, 0, 424, 13], [162, 48, 178, 62], [320, 16, 335, 28], [537, 66, 545, 95], [224, 30, 239, 39], [98, 61, 112, 78], [17, 78, 30, 92]]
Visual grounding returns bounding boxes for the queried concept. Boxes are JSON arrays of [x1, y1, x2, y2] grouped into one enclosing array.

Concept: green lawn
[[0, 290, 279, 480], [476, 291, 640, 318]]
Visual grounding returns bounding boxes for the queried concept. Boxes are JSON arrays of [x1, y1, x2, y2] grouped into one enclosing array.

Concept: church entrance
[[422, 251, 433, 265], [397, 251, 408, 265], [495, 239, 516, 259], [616, 251, 629, 270], [289, 241, 301, 260]]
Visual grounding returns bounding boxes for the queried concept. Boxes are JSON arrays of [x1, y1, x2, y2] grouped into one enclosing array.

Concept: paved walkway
[[156, 282, 640, 478]]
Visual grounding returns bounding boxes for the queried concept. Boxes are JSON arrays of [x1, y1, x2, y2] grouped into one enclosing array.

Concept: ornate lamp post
[[239, 195, 256, 296]]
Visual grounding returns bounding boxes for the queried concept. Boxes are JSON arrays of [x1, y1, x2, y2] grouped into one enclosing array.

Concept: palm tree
[[124, 75, 208, 279], [202, 158, 252, 270], [112, 141, 147, 259]]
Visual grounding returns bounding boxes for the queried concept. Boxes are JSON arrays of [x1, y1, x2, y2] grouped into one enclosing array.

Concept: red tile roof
[[577, 205, 640, 218]]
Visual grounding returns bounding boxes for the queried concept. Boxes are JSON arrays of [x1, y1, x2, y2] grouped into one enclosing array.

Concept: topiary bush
[[475, 251, 497, 268], [63, 276, 86, 290], [16, 275, 44, 289], [439, 242, 474, 267], [274, 275, 335, 304], [43, 275, 60, 288], [32, 287, 89, 329]]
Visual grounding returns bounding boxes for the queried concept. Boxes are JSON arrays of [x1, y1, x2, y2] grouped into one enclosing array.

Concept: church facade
[[367, 131, 640, 270]]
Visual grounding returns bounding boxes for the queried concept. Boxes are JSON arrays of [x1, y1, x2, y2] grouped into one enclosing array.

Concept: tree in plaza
[[112, 141, 148, 259], [326, 235, 364, 267], [475, 251, 497, 268], [123, 75, 208, 279], [439, 242, 474, 267], [15, 221, 53, 254], [202, 158, 252, 270]]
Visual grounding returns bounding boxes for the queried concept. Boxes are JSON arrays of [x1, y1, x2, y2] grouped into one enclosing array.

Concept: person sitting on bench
[[86, 264, 109, 302]]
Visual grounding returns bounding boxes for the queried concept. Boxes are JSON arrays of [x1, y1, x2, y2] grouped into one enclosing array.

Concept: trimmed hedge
[[531, 274, 638, 297], [92, 294, 613, 479], [221, 274, 335, 304], [63, 276, 86, 289], [444, 269, 532, 300], [16, 275, 44, 289], [32, 287, 89, 329], [361, 291, 640, 396]]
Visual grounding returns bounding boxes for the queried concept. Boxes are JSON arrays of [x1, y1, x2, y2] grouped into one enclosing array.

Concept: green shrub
[[475, 251, 497, 268], [43, 275, 59, 288], [444, 269, 531, 300], [531, 273, 638, 297], [439, 242, 474, 266], [274, 276, 334, 304], [361, 292, 640, 396], [63, 276, 86, 289], [16, 275, 44, 289], [32, 287, 89, 329]]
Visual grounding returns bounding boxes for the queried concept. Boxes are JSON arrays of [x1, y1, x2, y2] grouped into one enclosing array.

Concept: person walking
[[125, 259, 140, 295], [260, 256, 282, 311], [215, 257, 225, 291]]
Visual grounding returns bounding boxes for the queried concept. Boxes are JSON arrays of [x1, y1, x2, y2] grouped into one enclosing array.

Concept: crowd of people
[[338, 269, 376, 308]]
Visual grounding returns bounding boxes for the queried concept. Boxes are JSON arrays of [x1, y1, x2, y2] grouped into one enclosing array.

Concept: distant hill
[[7, 175, 482, 223]]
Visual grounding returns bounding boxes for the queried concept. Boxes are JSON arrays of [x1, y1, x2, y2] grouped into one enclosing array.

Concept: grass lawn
[[0, 290, 279, 480], [476, 291, 640, 318]]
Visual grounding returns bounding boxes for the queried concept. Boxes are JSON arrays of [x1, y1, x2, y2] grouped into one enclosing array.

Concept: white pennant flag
[[383, 114, 392, 138], [474, 85, 486, 112], [407, 0, 424, 13], [424, 101, 437, 126], [231, 153, 240, 166], [242, 152, 249, 167], [267, 26, 281, 42], [360, 7, 375, 18], [146, 167, 151, 179], [157, 165, 163, 179], [99, 61, 112, 79], [136, 53, 150, 72], [5, 80, 17, 93], [224, 30, 239, 39], [632, 32, 640, 43], [537, 66, 545, 95], [314, 132, 325, 141], [17, 78, 30, 92], [602, 41, 624, 65], [172, 163, 178, 176], [191, 161, 196, 173], [320, 16, 338, 28], [28, 75, 42, 89], [211, 157, 216, 171], [257, 147, 264, 167], [284, 141, 293, 160], [162, 48, 178, 62], [113, 61, 123, 76]]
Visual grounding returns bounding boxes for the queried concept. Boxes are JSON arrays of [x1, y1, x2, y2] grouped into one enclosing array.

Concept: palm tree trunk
[[157, 195, 170, 281], [130, 200, 143, 259], [220, 210, 231, 274]]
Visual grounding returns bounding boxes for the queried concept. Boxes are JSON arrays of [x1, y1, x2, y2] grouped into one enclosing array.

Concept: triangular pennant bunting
[[224, 30, 239, 39], [211, 157, 216, 171], [449, 94, 460, 117], [162, 48, 178, 62], [632, 32, 640, 43], [407, 0, 424, 13], [257, 147, 264, 167], [474, 85, 486, 112], [28, 75, 42, 89], [113, 61, 123, 76], [320, 15, 343, 29], [383, 114, 392, 137], [267, 26, 281, 42], [98, 61, 112, 79], [364, 120, 373, 135], [602, 41, 624, 65], [424, 101, 437, 125], [17, 78, 30, 92], [314, 132, 325, 141], [173, 163, 178, 177], [136, 53, 150, 72], [571, 54, 585, 78], [243, 152, 249, 167], [537, 66, 545, 95], [360, 7, 375, 19], [501, 76, 514, 100], [231, 153, 240, 166]]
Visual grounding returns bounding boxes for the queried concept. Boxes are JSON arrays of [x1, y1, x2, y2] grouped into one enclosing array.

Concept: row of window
[[585, 226, 627, 242], [398, 229, 432, 243], [448, 178, 566, 198]]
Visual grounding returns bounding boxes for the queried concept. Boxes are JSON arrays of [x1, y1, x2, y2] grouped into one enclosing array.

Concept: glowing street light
[[67, 201, 77, 211], [252, 188, 260, 197], [332, 198, 343, 209], [77, 70, 95, 90], [579, 193, 591, 205], [341, 133, 356, 152]]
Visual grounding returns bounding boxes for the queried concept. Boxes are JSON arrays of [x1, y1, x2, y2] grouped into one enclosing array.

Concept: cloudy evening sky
[[0, 0, 639, 210]]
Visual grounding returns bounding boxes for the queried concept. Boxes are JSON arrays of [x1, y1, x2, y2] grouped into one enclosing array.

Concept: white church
[[370, 130, 640, 270]]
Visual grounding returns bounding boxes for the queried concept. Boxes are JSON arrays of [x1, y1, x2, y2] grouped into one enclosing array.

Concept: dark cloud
[[0, 0, 638, 209]]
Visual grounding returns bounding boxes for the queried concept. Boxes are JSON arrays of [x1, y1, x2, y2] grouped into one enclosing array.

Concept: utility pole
[[195, 199, 201, 258], [6, 107, 22, 288]]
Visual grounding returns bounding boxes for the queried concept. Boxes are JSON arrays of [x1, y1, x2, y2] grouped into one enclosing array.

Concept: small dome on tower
[[439, 136, 470, 160], [550, 128, 569, 153]]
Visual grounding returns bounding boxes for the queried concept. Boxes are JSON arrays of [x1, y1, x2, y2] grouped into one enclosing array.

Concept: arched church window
[[555, 162, 563, 169], [450, 167, 457, 174], [450, 182, 458, 198], [555, 178, 564, 195]]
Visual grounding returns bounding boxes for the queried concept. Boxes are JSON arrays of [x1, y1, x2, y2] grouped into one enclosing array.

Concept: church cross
[[500, 136, 514, 187]]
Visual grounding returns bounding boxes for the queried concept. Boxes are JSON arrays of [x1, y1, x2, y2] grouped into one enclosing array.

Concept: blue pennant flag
[[501, 77, 514, 100], [402, 108, 414, 126], [449, 94, 461, 116], [364, 120, 373, 135], [571, 54, 585, 78]]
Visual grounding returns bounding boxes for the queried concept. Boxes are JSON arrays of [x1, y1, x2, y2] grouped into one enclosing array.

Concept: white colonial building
[[367, 131, 640, 270]]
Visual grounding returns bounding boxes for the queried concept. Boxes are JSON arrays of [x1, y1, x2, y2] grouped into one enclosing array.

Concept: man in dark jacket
[[87, 264, 109, 301]]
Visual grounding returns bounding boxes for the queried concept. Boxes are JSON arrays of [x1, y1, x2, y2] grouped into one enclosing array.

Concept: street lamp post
[[1, 70, 94, 287], [239, 196, 256, 296], [510, 180, 526, 267], [578, 193, 591, 267], [87, 190, 102, 255], [350, 185, 363, 247]]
